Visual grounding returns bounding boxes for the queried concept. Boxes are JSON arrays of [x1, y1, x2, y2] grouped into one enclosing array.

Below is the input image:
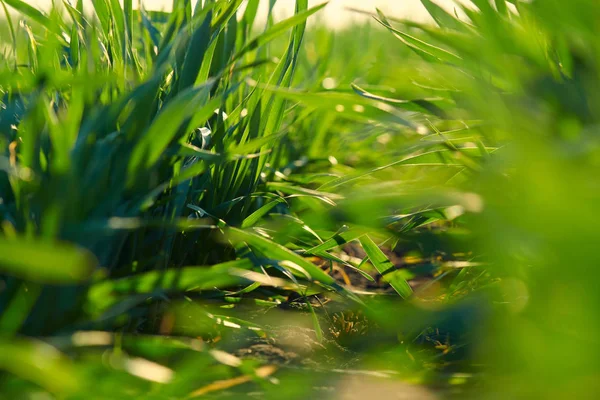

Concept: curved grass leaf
[[266, 182, 343, 205], [319, 148, 461, 190], [359, 235, 413, 299], [420, 0, 467, 31], [351, 82, 449, 118], [258, 84, 414, 127], [314, 251, 376, 282], [228, 227, 334, 285], [241, 198, 286, 229], [2, 0, 51, 28], [375, 9, 462, 64], [305, 229, 367, 255]]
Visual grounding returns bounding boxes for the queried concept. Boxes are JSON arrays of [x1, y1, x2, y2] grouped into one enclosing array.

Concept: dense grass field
[[0, 0, 599, 398]]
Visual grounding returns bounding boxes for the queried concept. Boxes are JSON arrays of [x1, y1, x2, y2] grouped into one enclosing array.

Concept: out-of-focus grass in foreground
[[0, 0, 599, 398]]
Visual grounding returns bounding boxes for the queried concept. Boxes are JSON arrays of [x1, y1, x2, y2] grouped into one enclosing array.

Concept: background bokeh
[[29, 0, 461, 26]]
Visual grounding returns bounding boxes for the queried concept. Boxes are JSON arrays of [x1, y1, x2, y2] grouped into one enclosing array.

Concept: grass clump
[[0, 0, 599, 398]]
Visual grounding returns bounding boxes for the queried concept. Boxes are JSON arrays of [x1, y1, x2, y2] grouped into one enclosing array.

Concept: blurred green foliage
[[0, 0, 599, 398]]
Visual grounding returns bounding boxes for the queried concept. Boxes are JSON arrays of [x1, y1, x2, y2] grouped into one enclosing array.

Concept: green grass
[[1, 0, 599, 398]]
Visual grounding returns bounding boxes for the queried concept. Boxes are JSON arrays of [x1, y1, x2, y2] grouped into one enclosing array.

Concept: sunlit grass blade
[[375, 9, 462, 64], [228, 227, 335, 285], [241, 198, 286, 229], [258, 83, 414, 127], [305, 229, 367, 255], [420, 0, 467, 31], [2, 0, 52, 29], [351, 82, 449, 117], [178, 11, 212, 92], [359, 235, 413, 299]]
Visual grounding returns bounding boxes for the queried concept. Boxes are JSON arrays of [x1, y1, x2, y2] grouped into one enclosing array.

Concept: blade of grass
[[1, 0, 51, 28], [241, 198, 286, 229], [228, 227, 335, 285], [359, 235, 413, 299]]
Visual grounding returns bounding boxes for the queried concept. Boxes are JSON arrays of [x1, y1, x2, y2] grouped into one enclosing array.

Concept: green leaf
[[495, 0, 508, 15], [305, 229, 367, 254], [420, 0, 466, 31], [124, 0, 133, 60], [87, 259, 252, 312], [178, 11, 212, 92], [315, 251, 376, 282], [91, 0, 111, 37], [351, 82, 449, 117], [0, 1, 17, 58], [306, 300, 324, 343], [0, 338, 81, 393], [359, 235, 413, 299], [260, 84, 413, 127], [320, 149, 460, 190], [1, 0, 51, 28], [93, 259, 251, 296], [266, 182, 343, 205], [0, 283, 42, 335], [375, 9, 461, 64], [228, 228, 334, 285], [127, 83, 218, 183], [241, 198, 286, 229], [177, 143, 223, 163], [0, 238, 97, 284]]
